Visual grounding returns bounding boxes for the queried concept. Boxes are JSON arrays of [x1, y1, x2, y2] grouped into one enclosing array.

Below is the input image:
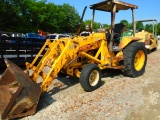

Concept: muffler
[[0, 59, 41, 119]]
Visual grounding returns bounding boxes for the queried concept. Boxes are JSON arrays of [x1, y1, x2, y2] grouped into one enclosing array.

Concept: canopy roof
[[90, 0, 138, 12]]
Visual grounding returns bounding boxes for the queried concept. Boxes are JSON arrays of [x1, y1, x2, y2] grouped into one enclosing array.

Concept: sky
[[47, 0, 160, 25]]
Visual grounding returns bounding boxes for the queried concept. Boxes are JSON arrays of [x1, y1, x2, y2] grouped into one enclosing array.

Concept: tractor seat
[[106, 23, 126, 39], [113, 23, 126, 38]]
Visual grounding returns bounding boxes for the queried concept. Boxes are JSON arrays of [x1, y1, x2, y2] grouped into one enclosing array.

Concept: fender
[[119, 36, 144, 49]]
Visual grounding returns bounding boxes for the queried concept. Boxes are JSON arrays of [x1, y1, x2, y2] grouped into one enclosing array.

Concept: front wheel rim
[[134, 50, 145, 71], [89, 70, 99, 86]]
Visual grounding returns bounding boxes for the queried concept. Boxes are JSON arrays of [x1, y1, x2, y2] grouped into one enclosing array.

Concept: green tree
[[0, 1, 81, 33], [102, 24, 110, 29], [28, 2, 80, 33], [157, 23, 160, 35], [120, 19, 129, 26], [57, 4, 80, 33], [81, 20, 91, 31], [136, 22, 144, 32], [120, 19, 134, 30], [128, 22, 133, 30], [0, 0, 6, 30], [82, 20, 102, 32], [0, 0, 21, 32], [145, 24, 153, 33], [0, 0, 37, 32]]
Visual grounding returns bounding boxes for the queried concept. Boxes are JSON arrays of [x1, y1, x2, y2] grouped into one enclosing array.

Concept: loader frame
[[26, 34, 122, 92]]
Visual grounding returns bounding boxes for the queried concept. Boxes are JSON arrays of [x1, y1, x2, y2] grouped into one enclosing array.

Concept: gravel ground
[[1, 42, 160, 120]]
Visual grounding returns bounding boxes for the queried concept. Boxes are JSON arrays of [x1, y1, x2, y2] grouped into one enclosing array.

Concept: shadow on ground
[[101, 68, 123, 78], [37, 76, 79, 112], [37, 69, 124, 112]]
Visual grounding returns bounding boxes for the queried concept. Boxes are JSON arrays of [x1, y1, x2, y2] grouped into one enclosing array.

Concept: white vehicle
[[46, 34, 70, 40], [80, 31, 90, 36], [1, 33, 8, 37]]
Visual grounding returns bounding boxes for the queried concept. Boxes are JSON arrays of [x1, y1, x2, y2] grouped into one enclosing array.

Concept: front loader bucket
[[0, 59, 41, 119]]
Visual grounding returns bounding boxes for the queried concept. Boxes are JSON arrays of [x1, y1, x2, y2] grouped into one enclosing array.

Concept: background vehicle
[[0, 0, 147, 119], [1, 33, 8, 37], [25, 32, 46, 39], [135, 19, 158, 52], [23, 32, 46, 45], [80, 31, 90, 36], [46, 33, 70, 40]]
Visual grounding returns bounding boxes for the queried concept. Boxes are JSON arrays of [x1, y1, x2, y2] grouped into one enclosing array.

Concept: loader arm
[[26, 39, 78, 92], [26, 36, 105, 92]]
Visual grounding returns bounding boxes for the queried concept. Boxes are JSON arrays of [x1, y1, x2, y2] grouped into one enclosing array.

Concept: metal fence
[[0, 36, 46, 68]]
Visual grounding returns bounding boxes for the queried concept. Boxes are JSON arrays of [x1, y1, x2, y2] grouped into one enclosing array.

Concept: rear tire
[[123, 42, 147, 77], [79, 64, 101, 92]]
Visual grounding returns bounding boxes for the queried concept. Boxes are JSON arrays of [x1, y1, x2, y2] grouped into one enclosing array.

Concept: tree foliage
[[136, 22, 144, 32], [0, 0, 81, 33], [120, 19, 129, 26], [81, 20, 101, 32], [0, 1, 160, 35], [120, 20, 134, 31], [145, 24, 153, 33], [157, 23, 160, 35]]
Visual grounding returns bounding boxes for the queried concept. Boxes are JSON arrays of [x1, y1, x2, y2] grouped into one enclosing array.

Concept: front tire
[[79, 64, 101, 92], [123, 42, 147, 77]]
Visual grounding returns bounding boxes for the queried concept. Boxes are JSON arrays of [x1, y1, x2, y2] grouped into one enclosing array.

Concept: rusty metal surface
[[0, 68, 15, 86], [0, 86, 11, 113], [90, 0, 138, 12], [0, 58, 42, 119], [1, 86, 24, 119]]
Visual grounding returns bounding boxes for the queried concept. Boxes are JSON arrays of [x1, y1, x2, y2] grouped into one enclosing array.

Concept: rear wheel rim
[[134, 50, 145, 71], [89, 70, 99, 86]]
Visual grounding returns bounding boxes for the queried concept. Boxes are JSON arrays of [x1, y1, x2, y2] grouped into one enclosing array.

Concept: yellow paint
[[26, 32, 145, 92], [134, 50, 145, 71]]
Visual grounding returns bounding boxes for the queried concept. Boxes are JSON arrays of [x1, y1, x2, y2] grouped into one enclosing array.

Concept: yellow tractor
[[135, 19, 158, 52], [0, 0, 147, 119]]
